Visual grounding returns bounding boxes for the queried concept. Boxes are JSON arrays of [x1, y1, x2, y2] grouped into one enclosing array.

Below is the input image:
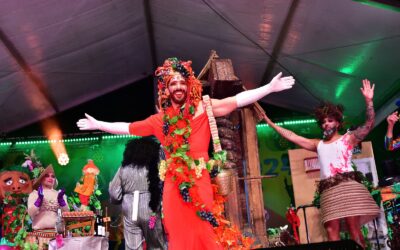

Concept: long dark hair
[[122, 137, 162, 212]]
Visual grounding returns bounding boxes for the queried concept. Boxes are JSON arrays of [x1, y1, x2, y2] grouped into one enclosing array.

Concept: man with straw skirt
[[263, 79, 380, 248]]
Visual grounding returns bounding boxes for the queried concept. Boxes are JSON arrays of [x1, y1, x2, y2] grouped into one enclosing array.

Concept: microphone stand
[[296, 204, 315, 244]]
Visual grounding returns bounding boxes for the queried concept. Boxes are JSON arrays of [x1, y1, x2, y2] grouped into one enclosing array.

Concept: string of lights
[[0, 118, 316, 146]]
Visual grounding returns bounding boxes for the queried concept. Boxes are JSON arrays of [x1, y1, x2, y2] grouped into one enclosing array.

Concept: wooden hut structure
[[198, 51, 269, 246]]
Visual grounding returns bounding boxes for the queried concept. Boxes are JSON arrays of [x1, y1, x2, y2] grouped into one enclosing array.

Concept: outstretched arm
[[211, 72, 295, 117], [76, 113, 130, 134], [385, 111, 400, 151], [262, 113, 318, 152], [348, 79, 375, 146]]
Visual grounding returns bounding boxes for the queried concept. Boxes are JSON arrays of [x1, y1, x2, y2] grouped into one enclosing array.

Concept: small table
[[48, 236, 108, 250]]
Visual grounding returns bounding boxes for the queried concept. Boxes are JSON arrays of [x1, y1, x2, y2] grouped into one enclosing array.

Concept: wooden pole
[[241, 107, 268, 246]]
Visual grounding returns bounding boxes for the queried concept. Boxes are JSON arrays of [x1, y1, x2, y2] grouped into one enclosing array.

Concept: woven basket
[[213, 168, 233, 196], [203, 95, 233, 196]]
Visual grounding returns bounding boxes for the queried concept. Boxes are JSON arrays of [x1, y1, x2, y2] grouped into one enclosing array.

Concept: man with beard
[[262, 79, 379, 248], [77, 57, 295, 249]]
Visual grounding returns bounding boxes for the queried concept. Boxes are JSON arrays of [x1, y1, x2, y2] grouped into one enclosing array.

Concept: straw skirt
[[320, 180, 380, 225]]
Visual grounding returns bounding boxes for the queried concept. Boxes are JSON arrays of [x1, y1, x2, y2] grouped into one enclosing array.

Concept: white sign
[[304, 157, 320, 172]]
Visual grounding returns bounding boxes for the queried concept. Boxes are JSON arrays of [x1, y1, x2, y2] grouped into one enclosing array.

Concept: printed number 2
[[281, 154, 290, 173], [263, 159, 278, 175], [262, 154, 291, 176]]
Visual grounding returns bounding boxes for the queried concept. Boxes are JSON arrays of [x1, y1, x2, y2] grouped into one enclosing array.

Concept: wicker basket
[[62, 211, 95, 236], [203, 95, 234, 196], [214, 168, 233, 196]]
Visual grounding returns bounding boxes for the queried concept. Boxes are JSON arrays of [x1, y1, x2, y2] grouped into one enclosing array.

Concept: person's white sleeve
[[76, 113, 130, 134], [97, 121, 130, 134], [236, 84, 272, 108], [235, 72, 295, 108]]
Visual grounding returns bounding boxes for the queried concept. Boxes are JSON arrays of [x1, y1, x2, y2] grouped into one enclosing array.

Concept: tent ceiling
[[1, 0, 400, 133]]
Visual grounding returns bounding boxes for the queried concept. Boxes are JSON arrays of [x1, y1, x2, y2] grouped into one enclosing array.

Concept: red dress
[[129, 112, 222, 250]]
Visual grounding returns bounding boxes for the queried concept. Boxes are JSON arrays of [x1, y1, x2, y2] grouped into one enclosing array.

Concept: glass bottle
[[55, 208, 65, 236]]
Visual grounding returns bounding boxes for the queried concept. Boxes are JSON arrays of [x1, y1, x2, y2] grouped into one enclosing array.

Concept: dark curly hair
[[314, 102, 344, 130], [122, 137, 162, 212]]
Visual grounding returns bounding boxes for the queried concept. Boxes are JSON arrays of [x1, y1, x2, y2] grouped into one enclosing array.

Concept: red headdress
[[154, 57, 202, 110]]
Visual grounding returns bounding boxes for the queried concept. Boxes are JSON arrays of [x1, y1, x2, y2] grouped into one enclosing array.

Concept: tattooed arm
[[349, 79, 375, 146], [262, 113, 319, 152], [385, 111, 400, 151]]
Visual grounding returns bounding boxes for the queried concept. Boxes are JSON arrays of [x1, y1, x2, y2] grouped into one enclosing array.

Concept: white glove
[[76, 113, 130, 134], [236, 72, 295, 108]]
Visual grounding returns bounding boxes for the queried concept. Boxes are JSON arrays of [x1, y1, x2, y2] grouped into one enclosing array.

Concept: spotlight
[[58, 153, 69, 166]]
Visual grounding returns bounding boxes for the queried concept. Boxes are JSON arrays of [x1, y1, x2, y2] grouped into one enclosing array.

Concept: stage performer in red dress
[[77, 57, 294, 249]]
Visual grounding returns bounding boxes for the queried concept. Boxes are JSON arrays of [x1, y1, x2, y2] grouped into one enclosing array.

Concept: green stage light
[[257, 119, 316, 129], [102, 135, 140, 140], [354, 0, 400, 12], [2, 134, 146, 146]]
